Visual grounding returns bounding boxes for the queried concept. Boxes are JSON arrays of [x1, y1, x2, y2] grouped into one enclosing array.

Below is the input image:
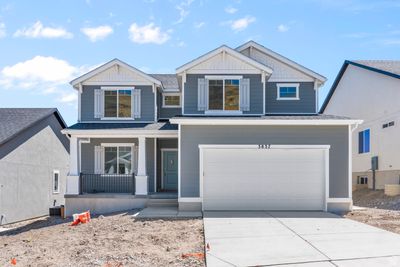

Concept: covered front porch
[[63, 123, 179, 199]]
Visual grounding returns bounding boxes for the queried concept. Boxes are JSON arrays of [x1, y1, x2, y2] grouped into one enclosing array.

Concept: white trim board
[[198, 144, 331, 212], [235, 41, 327, 84], [176, 45, 273, 74], [170, 118, 363, 126], [70, 58, 161, 89]]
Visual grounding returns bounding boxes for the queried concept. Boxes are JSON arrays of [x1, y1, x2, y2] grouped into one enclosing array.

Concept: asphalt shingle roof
[[0, 108, 62, 145], [150, 74, 180, 91], [353, 60, 400, 76]]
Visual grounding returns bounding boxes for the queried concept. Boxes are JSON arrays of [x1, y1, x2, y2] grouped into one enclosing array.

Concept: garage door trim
[[199, 144, 330, 211]]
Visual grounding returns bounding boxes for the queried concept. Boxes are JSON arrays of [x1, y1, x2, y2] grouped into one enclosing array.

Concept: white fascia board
[[175, 45, 273, 75], [170, 118, 363, 126], [70, 58, 161, 89], [236, 41, 327, 84], [61, 129, 178, 138]]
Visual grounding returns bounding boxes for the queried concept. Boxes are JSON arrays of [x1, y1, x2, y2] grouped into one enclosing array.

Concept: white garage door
[[201, 145, 328, 211]]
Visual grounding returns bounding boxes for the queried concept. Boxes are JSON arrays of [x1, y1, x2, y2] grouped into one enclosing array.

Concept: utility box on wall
[[371, 156, 379, 171]]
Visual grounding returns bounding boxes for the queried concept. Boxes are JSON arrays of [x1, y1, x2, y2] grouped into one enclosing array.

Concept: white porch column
[[135, 137, 148, 195], [66, 136, 80, 195]]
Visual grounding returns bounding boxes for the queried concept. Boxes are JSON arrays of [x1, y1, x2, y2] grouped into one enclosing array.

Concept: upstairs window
[[162, 93, 181, 108], [277, 83, 299, 100], [358, 129, 370, 154], [208, 79, 240, 111], [382, 121, 395, 129], [104, 89, 132, 118]]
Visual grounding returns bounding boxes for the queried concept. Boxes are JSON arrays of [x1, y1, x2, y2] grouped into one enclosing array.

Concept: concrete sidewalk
[[203, 211, 400, 266]]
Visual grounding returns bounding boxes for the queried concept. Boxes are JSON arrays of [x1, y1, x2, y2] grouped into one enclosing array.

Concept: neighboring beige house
[[321, 60, 400, 190]]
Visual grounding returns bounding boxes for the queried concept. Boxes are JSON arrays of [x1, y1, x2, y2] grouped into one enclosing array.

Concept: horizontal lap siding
[[157, 92, 181, 119], [180, 125, 348, 198], [80, 137, 155, 193], [184, 74, 263, 115], [80, 138, 138, 173], [80, 85, 155, 122], [266, 82, 316, 114], [157, 139, 178, 191]]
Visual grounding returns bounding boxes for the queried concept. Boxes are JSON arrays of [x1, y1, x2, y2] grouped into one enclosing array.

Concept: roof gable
[[0, 108, 66, 146], [236, 41, 326, 83], [70, 59, 161, 89], [320, 60, 400, 113], [176, 45, 273, 74]]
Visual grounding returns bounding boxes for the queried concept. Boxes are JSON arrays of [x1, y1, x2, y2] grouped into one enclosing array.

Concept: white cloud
[[14, 21, 73, 39], [0, 22, 5, 38], [0, 56, 94, 105], [81, 25, 113, 42], [194, 21, 205, 29], [128, 23, 170, 44], [59, 92, 78, 104], [277, 24, 289, 32], [230, 16, 256, 32], [174, 0, 194, 24], [225, 6, 238, 14], [177, 41, 186, 47]]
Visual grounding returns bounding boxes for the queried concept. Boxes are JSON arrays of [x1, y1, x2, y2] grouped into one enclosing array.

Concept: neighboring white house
[[321, 60, 400, 190]]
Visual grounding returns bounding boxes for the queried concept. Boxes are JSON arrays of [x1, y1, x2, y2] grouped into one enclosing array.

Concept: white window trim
[[276, 83, 300, 100], [101, 143, 135, 175], [206, 76, 242, 113], [162, 93, 181, 108], [53, 170, 60, 194], [101, 86, 134, 119]]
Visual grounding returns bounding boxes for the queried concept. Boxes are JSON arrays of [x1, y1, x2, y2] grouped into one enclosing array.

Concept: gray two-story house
[[62, 41, 361, 216]]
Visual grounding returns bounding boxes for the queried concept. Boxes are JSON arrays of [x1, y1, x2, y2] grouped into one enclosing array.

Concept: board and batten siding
[[183, 74, 264, 115], [180, 125, 349, 199], [80, 137, 156, 193], [266, 82, 316, 114], [80, 85, 155, 122]]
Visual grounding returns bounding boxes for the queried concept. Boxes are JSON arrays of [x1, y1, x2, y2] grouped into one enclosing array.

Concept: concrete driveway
[[203, 211, 400, 266]]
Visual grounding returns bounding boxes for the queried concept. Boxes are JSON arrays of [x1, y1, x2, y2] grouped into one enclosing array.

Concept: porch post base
[[66, 175, 80, 195], [135, 175, 148, 195]]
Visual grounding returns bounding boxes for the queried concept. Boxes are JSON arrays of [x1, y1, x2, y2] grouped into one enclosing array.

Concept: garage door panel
[[202, 147, 326, 211]]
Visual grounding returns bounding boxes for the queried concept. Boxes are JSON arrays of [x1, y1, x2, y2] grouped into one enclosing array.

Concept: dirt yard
[[345, 188, 400, 234], [0, 211, 205, 267]]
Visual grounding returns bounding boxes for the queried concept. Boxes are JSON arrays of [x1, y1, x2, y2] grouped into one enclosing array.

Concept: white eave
[[176, 45, 273, 75], [170, 118, 363, 126], [236, 41, 327, 84], [70, 58, 162, 89], [61, 128, 178, 137]]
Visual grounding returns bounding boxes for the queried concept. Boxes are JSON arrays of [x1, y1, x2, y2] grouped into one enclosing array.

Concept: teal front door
[[163, 150, 178, 191]]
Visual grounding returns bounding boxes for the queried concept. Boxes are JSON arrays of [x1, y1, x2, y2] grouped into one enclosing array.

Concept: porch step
[[147, 198, 178, 207]]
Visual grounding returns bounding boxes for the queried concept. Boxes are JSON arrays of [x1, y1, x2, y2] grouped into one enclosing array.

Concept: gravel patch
[[346, 189, 400, 234]]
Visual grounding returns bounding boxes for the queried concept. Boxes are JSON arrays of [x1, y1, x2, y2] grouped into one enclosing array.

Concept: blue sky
[[0, 0, 399, 125]]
